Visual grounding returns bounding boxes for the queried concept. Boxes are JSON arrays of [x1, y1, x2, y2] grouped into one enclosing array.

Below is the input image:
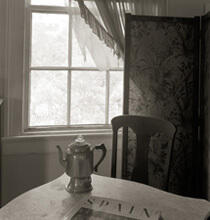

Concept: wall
[[1, 0, 210, 207], [168, 0, 210, 17], [168, 0, 204, 17], [2, 133, 122, 206], [0, 0, 6, 99]]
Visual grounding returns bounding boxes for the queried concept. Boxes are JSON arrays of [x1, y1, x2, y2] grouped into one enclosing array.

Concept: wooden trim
[[122, 13, 132, 178], [123, 13, 131, 115], [199, 13, 210, 199], [5, 0, 24, 137], [126, 14, 196, 23], [192, 16, 202, 198], [0, 99, 3, 207]]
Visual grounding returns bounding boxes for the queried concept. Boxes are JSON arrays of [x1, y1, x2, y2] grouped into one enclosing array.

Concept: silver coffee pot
[[56, 135, 106, 193]]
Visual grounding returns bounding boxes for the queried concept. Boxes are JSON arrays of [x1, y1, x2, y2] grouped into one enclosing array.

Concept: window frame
[[23, 2, 123, 133]]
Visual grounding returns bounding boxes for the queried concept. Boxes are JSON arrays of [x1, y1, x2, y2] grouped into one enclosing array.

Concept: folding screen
[[201, 12, 210, 199], [123, 14, 200, 196]]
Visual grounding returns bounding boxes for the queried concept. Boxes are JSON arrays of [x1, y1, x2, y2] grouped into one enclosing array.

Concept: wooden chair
[[111, 115, 176, 191]]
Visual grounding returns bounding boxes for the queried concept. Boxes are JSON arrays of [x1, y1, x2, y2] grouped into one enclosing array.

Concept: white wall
[[2, 134, 122, 206], [168, 0, 210, 17], [168, 0, 205, 17], [1, 0, 210, 207], [0, 0, 5, 99]]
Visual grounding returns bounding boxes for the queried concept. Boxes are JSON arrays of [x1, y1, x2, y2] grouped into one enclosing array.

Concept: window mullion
[[105, 70, 110, 125], [29, 5, 68, 13], [68, 1, 72, 126], [23, 5, 32, 131], [68, 70, 71, 126]]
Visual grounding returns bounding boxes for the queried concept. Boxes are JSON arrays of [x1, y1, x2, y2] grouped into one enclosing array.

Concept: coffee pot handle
[[93, 143, 107, 172]]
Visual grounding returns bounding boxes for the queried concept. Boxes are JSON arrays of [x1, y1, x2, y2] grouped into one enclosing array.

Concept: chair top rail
[[111, 115, 176, 138]]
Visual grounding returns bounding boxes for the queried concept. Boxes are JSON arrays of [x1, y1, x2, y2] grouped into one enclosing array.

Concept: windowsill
[[2, 128, 122, 155], [2, 128, 113, 143]]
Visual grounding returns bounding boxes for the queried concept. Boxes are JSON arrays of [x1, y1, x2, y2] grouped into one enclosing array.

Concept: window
[[24, 0, 123, 132]]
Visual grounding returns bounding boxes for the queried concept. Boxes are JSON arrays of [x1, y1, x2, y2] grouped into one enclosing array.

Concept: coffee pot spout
[[56, 145, 67, 168]]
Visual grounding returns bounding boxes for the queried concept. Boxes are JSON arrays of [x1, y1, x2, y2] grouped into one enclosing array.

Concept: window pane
[[109, 71, 123, 122], [29, 71, 68, 126], [71, 71, 106, 124], [71, 31, 96, 67], [31, 13, 68, 67], [31, 0, 67, 6]]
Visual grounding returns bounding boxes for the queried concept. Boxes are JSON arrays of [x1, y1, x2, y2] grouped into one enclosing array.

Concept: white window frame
[[4, 0, 25, 137], [23, 2, 123, 134]]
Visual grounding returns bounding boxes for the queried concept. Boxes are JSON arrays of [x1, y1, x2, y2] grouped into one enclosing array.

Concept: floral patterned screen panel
[[201, 12, 210, 200], [123, 14, 199, 196]]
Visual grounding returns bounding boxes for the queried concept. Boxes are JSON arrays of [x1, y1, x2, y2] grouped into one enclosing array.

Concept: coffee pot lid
[[68, 135, 90, 153]]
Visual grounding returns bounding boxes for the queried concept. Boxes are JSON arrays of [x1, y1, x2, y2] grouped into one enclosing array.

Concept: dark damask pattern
[[126, 18, 195, 194], [126, 130, 171, 190]]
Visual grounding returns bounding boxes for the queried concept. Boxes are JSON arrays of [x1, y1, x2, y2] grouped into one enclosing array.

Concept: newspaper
[[62, 196, 162, 220]]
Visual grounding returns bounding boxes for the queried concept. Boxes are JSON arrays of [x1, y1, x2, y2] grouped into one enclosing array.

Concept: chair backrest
[[111, 115, 176, 191]]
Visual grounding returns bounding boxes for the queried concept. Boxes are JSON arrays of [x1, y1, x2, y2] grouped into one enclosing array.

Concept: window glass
[[31, 13, 69, 67], [26, 1, 124, 130], [29, 70, 68, 126], [109, 71, 123, 121], [70, 71, 106, 124]]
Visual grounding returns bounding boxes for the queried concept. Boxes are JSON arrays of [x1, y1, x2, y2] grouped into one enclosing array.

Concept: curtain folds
[[77, 1, 117, 56], [71, 5, 121, 71], [93, 0, 125, 59], [74, 0, 167, 70]]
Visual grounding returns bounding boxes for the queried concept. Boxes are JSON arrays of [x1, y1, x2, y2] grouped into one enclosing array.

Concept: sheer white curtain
[[70, 1, 121, 71], [70, 0, 167, 70]]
